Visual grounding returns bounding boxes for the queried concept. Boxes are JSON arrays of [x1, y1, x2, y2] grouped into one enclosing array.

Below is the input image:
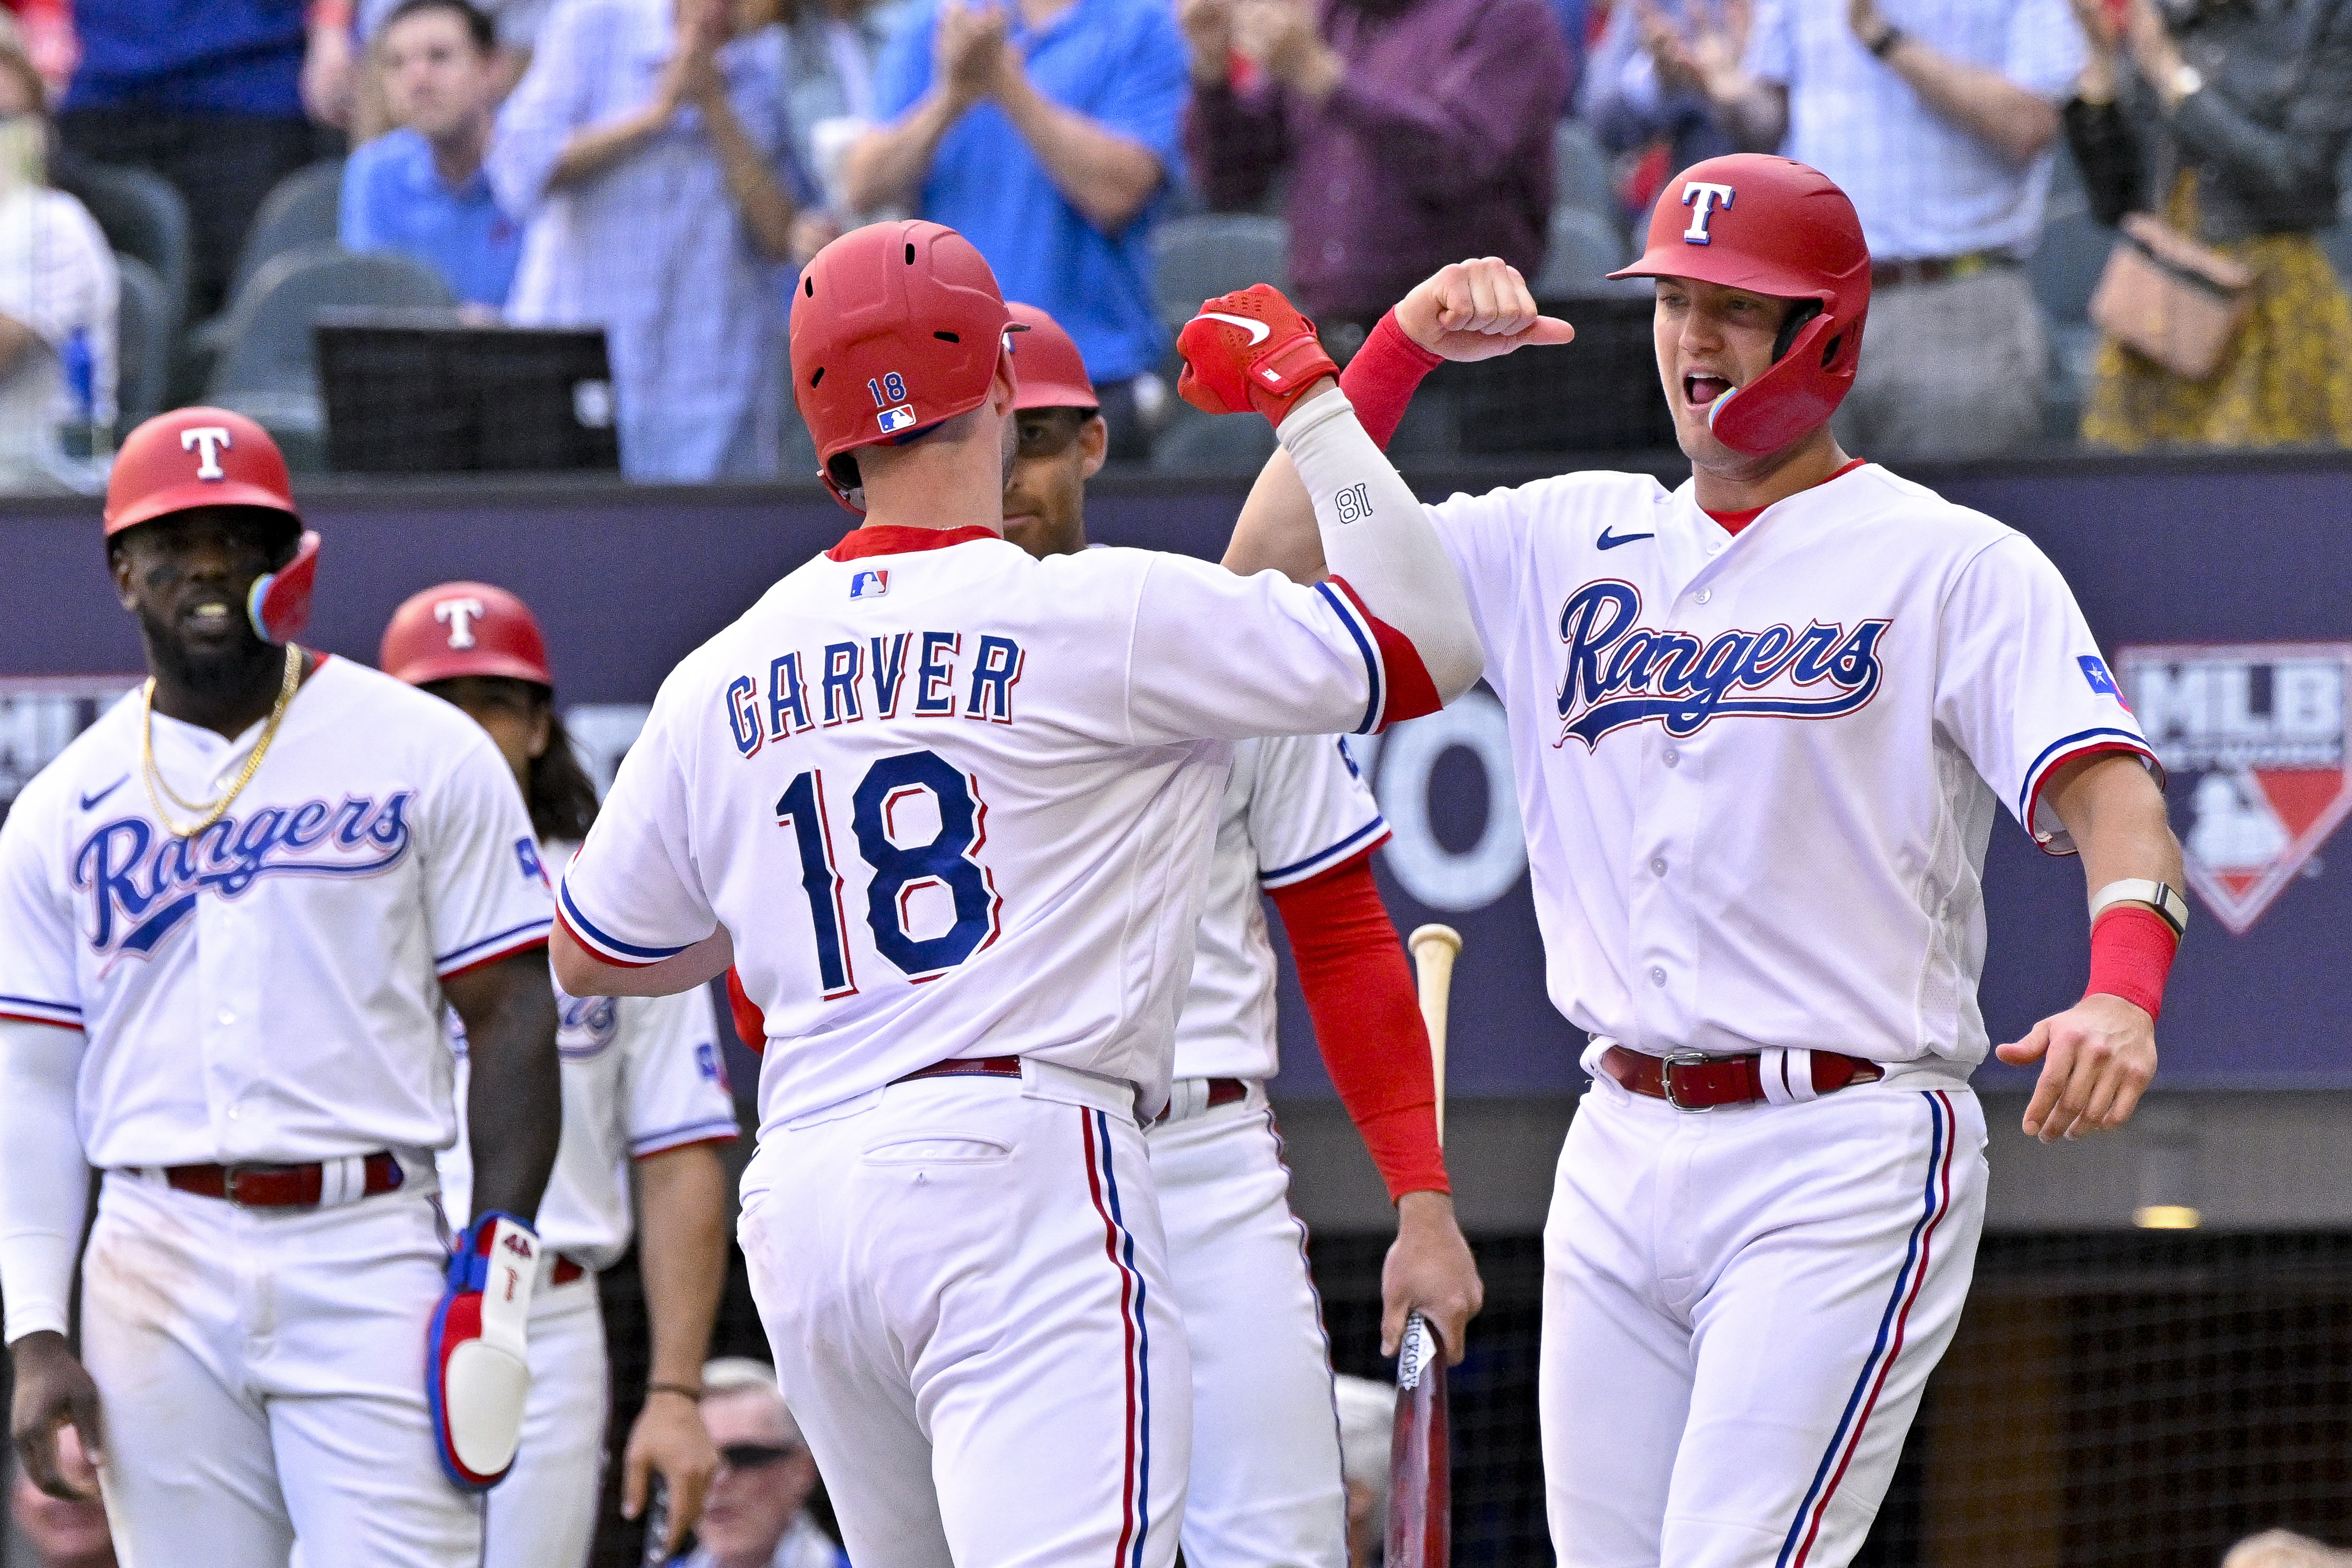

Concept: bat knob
[[1408, 924, 1463, 958]]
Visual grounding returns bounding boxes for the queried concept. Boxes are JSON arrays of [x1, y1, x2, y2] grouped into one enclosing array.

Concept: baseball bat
[[1408, 924, 1462, 1146], [1389, 923, 1464, 1568]]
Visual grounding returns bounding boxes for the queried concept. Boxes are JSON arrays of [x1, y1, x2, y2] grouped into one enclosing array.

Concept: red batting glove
[[1176, 284, 1340, 426]]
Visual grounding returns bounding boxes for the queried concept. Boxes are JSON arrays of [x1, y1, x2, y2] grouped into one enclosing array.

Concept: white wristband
[[2089, 878, 2188, 939]]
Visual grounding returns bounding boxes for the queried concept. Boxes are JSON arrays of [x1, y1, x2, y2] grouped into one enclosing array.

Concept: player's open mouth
[[186, 600, 238, 633], [1683, 373, 1733, 409]]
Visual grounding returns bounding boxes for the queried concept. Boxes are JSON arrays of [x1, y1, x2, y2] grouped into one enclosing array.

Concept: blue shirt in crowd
[[340, 130, 523, 309], [63, 0, 307, 115], [873, 0, 1188, 388]]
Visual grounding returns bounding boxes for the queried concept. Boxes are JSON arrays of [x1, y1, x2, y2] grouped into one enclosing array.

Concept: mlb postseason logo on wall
[[0, 676, 142, 817], [2117, 643, 2352, 935]]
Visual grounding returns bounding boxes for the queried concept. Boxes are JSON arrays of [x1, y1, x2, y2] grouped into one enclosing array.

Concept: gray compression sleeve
[[1277, 390, 1485, 703]]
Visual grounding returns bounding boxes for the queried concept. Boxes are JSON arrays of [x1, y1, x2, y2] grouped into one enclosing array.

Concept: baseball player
[[1221, 156, 2188, 1566], [996, 300, 1482, 1568], [382, 582, 741, 1566], [547, 218, 1484, 1568], [0, 408, 564, 1567]]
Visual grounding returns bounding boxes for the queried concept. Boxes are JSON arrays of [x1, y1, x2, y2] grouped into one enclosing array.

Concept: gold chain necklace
[[139, 646, 304, 840]]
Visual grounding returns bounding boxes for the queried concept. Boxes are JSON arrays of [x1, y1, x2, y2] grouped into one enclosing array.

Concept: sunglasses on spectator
[[719, 1443, 802, 1470]]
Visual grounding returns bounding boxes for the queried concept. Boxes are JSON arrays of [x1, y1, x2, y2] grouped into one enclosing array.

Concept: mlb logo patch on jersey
[[850, 570, 889, 600], [877, 405, 919, 434], [2079, 655, 2121, 698]]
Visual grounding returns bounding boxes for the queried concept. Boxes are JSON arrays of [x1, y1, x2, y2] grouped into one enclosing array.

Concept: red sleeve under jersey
[[725, 968, 766, 1053], [1267, 848, 1450, 1201]]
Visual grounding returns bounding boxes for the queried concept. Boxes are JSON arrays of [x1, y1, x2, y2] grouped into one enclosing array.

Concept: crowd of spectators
[[2, 0, 2350, 485]]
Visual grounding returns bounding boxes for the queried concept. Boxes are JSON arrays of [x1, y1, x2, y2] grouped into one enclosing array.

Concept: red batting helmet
[[380, 582, 554, 689], [790, 219, 1016, 510], [105, 406, 300, 539], [1006, 303, 1098, 411], [1609, 155, 1871, 456], [105, 406, 321, 644]]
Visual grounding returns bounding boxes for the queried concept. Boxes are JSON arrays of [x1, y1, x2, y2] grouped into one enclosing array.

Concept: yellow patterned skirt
[[2081, 174, 2352, 450]]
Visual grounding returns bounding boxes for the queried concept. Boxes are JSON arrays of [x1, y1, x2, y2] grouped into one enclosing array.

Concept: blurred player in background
[[550, 218, 1484, 1568], [384, 582, 739, 1565], [1224, 158, 2186, 1566], [997, 300, 1480, 1568], [0, 408, 562, 1567]]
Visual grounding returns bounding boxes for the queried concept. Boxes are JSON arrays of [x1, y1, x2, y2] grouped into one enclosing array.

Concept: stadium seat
[[2025, 202, 2115, 326], [113, 253, 172, 428], [228, 159, 347, 306], [1535, 207, 1638, 298], [58, 161, 192, 345], [206, 245, 457, 470], [1153, 214, 1289, 332], [1149, 402, 1278, 474], [1552, 119, 1619, 226]]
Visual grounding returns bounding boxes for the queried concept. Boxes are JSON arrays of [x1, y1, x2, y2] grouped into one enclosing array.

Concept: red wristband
[[1337, 309, 1444, 450], [2083, 904, 2178, 1022]]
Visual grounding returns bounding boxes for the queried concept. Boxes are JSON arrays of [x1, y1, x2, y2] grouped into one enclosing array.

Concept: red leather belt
[[892, 1055, 1024, 1084], [164, 1151, 405, 1207], [1600, 1045, 1883, 1111]]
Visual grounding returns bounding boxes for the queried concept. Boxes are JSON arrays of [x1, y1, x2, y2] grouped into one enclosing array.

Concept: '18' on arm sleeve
[[1278, 391, 1485, 705], [1933, 533, 2160, 856]]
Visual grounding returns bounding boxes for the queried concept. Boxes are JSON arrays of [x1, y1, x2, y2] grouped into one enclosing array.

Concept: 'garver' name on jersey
[[73, 793, 418, 957], [726, 632, 1026, 757], [1555, 581, 1891, 748]]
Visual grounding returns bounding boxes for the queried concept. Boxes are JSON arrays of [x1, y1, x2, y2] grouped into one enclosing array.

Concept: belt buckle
[[1660, 1053, 1717, 1113], [219, 1164, 254, 1206]]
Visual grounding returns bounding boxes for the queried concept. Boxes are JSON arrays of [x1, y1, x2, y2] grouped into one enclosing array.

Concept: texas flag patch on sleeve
[[2079, 654, 2122, 698]]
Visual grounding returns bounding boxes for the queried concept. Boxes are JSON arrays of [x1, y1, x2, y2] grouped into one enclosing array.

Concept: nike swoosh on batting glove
[[1176, 283, 1341, 426], [428, 1210, 540, 1492]]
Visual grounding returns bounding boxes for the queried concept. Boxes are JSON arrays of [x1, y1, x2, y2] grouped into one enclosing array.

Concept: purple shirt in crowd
[[1185, 0, 1570, 323]]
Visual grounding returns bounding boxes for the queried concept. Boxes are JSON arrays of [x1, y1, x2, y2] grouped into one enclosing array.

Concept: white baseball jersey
[[0, 657, 554, 1167], [1429, 461, 2155, 1074], [1173, 734, 1387, 1082], [441, 844, 737, 1267], [560, 527, 1402, 1128]]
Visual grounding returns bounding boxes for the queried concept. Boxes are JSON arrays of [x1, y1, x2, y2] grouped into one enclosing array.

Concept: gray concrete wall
[[1270, 1090, 2352, 1235]]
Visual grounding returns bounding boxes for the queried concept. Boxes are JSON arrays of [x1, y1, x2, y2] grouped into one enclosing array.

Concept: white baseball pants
[[1146, 1083, 1346, 1568], [1540, 1074, 1988, 1568], [481, 1270, 607, 1568], [738, 1062, 1189, 1568], [80, 1170, 483, 1568]]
